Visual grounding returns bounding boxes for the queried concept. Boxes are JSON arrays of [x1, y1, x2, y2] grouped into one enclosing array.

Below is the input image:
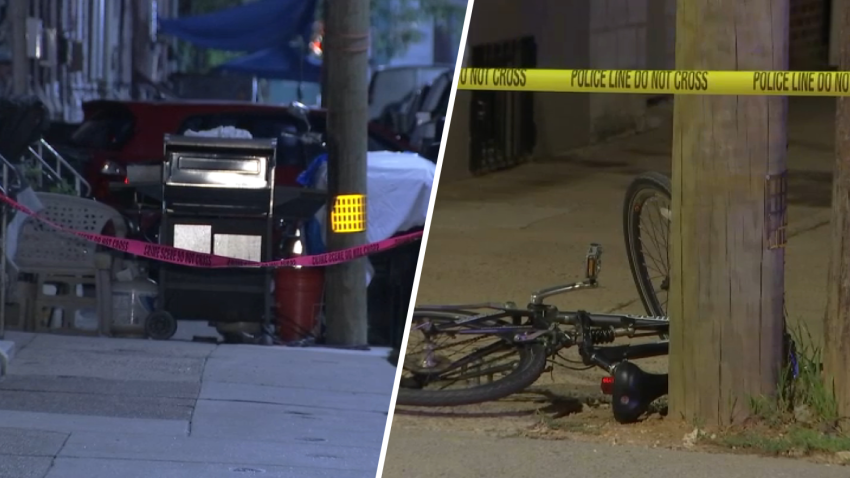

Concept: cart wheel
[[145, 311, 177, 341], [221, 332, 244, 344], [257, 334, 273, 346]]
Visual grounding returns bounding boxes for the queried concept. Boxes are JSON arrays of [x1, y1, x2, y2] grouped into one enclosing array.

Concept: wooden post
[[323, 0, 370, 346], [668, 0, 789, 426], [824, 0, 850, 423]]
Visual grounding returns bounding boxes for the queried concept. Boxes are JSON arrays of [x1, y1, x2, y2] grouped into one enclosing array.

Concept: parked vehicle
[[376, 88, 427, 137], [372, 68, 453, 163], [368, 64, 452, 121], [408, 70, 453, 161], [57, 99, 415, 210], [419, 116, 445, 163]]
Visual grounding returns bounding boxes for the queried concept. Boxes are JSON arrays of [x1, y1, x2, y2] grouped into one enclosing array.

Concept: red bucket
[[274, 267, 325, 342]]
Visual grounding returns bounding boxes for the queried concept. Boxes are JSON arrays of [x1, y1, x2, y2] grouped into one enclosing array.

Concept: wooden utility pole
[[323, 0, 370, 345], [668, 0, 789, 426], [824, 0, 850, 422]]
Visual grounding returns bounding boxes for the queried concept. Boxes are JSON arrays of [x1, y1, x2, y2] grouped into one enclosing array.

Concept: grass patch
[[708, 322, 850, 458], [715, 427, 850, 456], [747, 323, 838, 429]]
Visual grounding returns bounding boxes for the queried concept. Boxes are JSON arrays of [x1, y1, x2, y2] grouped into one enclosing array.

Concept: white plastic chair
[[11, 192, 127, 335]]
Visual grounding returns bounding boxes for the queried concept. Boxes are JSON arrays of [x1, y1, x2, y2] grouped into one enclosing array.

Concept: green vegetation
[[748, 324, 837, 428], [706, 323, 850, 459], [714, 428, 850, 457], [20, 161, 79, 196], [367, 0, 465, 64]]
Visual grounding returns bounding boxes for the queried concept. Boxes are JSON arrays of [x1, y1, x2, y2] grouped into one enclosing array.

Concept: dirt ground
[[390, 97, 839, 461]]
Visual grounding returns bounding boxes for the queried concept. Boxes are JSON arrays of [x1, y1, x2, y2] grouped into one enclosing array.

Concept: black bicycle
[[398, 171, 800, 423], [396, 172, 675, 424], [397, 243, 671, 424]]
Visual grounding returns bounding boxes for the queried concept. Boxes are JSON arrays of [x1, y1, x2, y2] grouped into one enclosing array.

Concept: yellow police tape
[[457, 68, 850, 96]]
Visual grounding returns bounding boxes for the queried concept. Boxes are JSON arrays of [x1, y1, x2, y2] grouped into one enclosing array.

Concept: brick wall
[[790, 0, 829, 69], [588, 0, 649, 141]]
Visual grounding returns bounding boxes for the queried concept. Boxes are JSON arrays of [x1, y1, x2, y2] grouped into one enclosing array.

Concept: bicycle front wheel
[[623, 172, 672, 318], [396, 310, 548, 407]]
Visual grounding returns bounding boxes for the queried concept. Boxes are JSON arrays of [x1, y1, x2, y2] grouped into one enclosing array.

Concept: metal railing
[[27, 140, 91, 197], [0, 137, 91, 340]]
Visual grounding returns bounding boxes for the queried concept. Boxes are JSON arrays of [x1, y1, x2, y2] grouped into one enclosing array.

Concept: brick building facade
[[791, 0, 829, 69]]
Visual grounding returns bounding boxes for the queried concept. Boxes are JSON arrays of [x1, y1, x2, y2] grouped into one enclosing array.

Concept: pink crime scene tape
[[0, 193, 423, 269]]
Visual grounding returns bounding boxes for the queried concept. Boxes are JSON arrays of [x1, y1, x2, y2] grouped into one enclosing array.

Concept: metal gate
[[469, 36, 537, 175]]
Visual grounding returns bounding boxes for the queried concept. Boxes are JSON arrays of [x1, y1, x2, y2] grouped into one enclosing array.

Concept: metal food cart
[[144, 135, 278, 341]]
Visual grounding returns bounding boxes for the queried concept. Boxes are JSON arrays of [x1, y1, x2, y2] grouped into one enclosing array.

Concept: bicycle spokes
[[405, 318, 526, 390], [638, 194, 670, 314]]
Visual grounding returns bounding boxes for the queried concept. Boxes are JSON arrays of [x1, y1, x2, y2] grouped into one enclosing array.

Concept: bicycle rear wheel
[[396, 310, 548, 407], [623, 172, 672, 318]]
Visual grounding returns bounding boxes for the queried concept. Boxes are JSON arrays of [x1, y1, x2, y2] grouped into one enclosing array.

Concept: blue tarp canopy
[[216, 46, 322, 82], [159, 0, 317, 53]]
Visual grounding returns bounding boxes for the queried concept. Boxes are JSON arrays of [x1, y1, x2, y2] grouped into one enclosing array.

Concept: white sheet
[[183, 126, 253, 139], [311, 151, 434, 283]]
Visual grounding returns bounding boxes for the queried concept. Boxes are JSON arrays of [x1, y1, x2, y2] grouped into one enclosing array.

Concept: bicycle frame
[[415, 243, 670, 374], [409, 243, 674, 423]]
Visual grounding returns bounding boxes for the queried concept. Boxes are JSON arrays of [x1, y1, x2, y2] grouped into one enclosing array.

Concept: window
[[434, 85, 451, 117], [368, 66, 449, 119], [70, 107, 135, 150], [420, 72, 452, 114]]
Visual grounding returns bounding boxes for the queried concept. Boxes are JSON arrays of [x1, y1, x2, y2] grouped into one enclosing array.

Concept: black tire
[[396, 310, 549, 407], [623, 172, 672, 319], [145, 311, 177, 341], [397, 344, 547, 407]]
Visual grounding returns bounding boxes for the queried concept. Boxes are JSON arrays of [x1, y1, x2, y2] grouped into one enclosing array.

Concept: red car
[[63, 99, 413, 209]]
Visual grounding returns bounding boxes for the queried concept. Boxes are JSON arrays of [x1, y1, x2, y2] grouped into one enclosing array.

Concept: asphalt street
[[382, 428, 850, 478]]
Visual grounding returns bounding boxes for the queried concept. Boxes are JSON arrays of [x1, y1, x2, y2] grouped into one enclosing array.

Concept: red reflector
[[600, 376, 614, 395]]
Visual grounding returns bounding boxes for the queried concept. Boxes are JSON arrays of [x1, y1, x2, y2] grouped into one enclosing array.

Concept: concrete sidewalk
[[0, 331, 395, 478]]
